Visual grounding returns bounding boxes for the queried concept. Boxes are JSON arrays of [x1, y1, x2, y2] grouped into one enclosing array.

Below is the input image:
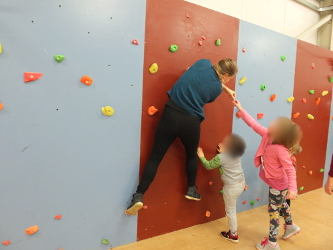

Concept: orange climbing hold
[[198, 41, 203, 46], [270, 94, 276, 101], [54, 215, 62, 220], [257, 113, 264, 119], [308, 171, 313, 175], [186, 14, 190, 18], [315, 98, 321, 105], [209, 181, 212, 186], [132, 39, 139, 45], [236, 111, 241, 118], [80, 75, 93, 85], [302, 98, 307, 103], [24, 72, 43, 83], [2, 241, 10, 246], [148, 106, 158, 115], [205, 211, 210, 217], [293, 112, 300, 118], [244, 185, 248, 191], [143, 205, 148, 210], [201, 36, 206, 40], [0, 103, 3, 110], [25, 225, 39, 235]]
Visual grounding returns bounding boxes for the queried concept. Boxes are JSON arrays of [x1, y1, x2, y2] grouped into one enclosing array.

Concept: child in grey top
[[197, 133, 246, 243]]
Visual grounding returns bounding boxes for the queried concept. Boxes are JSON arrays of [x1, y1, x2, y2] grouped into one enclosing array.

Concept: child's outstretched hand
[[217, 143, 224, 153], [232, 100, 243, 110], [197, 147, 205, 158], [287, 191, 297, 200]]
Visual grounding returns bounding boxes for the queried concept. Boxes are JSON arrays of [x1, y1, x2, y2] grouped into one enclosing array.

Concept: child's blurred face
[[220, 135, 231, 149], [268, 119, 280, 142]]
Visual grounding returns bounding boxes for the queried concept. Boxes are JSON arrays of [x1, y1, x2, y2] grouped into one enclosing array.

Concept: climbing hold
[[242, 201, 247, 204], [320, 169, 325, 172], [198, 41, 203, 46], [244, 185, 248, 191], [302, 166, 306, 169], [239, 77, 247, 85], [332, 116, 333, 120], [186, 14, 190, 18], [54, 215, 62, 220], [257, 113, 264, 119], [256, 198, 261, 201], [25, 225, 39, 235], [169, 45, 178, 52], [24, 72, 43, 83], [308, 171, 313, 175], [281, 55, 286, 61], [142, 205, 148, 210], [80, 75, 93, 85], [101, 239, 110, 245], [149, 63, 158, 74], [215, 39, 221, 46], [311, 63, 315, 69], [209, 181, 212, 186], [309, 90, 314, 94], [236, 111, 241, 118], [315, 98, 321, 105], [242, 47, 246, 52], [0, 103, 3, 110], [322, 91, 329, 96], [148, 106, 158, 115], [292, 112, 300, 118], [270, 94, 276, 101], [201, 36, 206, 40], [0, 44, 2, 54], [2, 241, 10, 246], [287, 97, 294, 103], [54, 55, 65, 62], [299, 186, 304, 191], [131, 39, 139, 45], [260, 84, 266, 90], [330, 77, 333, 83], [302, 98, 307, 103], [101, 106, 114, 116], [205, 211, 210, 217], [307, 114, 314, 120], [219, 190, 224, 194], [250, 200, 256, 205]]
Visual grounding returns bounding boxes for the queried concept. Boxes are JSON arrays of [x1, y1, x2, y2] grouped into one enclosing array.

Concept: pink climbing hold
[[201, 36, 206, 40], [54, 215, 62, 220], [143, 205, 148, 210], [209, 181, 212, 186], [2, 241, 10, 246], [132, 39, 139, 45], [242, 47, 246, 52], [311, 63, 315, 69], [302, 166, 306, 169], [186, 14, 190, 18], [24, 72, 43, 83], [198, 41, 203, 46]]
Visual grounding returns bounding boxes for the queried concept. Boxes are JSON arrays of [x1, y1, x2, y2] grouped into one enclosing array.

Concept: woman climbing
[[126, 58, 238, 215]]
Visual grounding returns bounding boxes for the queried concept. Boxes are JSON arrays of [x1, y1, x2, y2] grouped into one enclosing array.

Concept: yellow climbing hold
[[322, 91, 329, 96], [307, 114, 314, 120], [239, 77, 247, 85], [0, 44, 2, 54], [287, 97, 294, 103], [149, 63, 158, 74], [101, 106, 114, 116]]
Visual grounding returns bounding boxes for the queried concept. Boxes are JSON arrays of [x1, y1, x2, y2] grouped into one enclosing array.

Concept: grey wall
[[0, 0, 146, 249], [324, 91, 333, 185]]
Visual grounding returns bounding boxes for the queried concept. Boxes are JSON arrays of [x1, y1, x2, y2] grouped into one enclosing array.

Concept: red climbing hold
[[2, 241, 10, 246], [302, 166, 306, 169], [256, 198, 261, 201], [132, 39, 139, 45], [148, 106, 158, 115], [24, 72, 43, 83], [54, 215, 62, 220], [242, 201, 247, 204], [198, 41, 203, 46], [209, 181, 212, 186], [205, 211, 211, 217], [80, 75, 93, 85], [293, 112, 300, 118], [302, 98, 307, 103], [143, 205, 148, 210], [242, 47, 246, 52], [186, 14, 190, 18], [315, 98, 321, 105], [311, 63, 315, 69], [236, 111, 241, 118], [257, 113, 264, 119], [270, 94, 276, 101], [201, 36, 206, 40]]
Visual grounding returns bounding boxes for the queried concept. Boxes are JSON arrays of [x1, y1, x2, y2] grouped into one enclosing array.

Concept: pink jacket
[[239, 109, 297, 192]]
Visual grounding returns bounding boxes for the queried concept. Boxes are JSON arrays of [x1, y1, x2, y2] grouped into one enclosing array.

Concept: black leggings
[[136, 104, 201, 194]]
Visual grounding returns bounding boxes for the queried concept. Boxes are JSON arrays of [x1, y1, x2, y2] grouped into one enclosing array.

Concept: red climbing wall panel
[[138, 0, 239, 240], [292, 40, 333, 193]]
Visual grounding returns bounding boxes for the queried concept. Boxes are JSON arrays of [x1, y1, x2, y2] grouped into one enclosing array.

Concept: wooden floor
[[115, 189, 333, 250]]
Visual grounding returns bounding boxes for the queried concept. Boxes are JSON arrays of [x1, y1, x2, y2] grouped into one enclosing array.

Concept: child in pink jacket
[[233, 100, 302, 250]]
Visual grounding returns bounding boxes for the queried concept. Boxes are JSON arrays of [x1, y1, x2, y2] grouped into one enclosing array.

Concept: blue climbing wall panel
[[323, 92, 333, 185], [0, 0, 146, 249], [233, 20, 297, 212]]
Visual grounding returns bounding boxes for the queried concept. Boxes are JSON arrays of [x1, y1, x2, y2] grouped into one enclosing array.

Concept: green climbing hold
[[320, 168, 325, 172], [261, 84, 266, 90], [250, 200, 256, 205], [281, 55, 286, 61], [101, 239, 110, 245], [309, 90, 315, 94], [330, 77, 333, 83], [299, 186, 304, 191], [215, 39, 221, 46], [219, 190, 224, 194], [169, 45, 178, 52], [54, 55, 65, 62]]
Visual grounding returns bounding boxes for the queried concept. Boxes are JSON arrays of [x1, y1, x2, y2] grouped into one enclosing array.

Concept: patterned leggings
[[268, 187, 293, 242]]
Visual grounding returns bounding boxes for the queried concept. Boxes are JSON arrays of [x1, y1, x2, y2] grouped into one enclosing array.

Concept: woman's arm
[[278, 147, 297, 198], [233, 100, 268, 136], [222, 84, 236, 100]]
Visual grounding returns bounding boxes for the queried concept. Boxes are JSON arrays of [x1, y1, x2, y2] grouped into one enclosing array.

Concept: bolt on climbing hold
[[250, 200, 256, 205], [2, 241, 10, 246], [302, 98, 307, 103], [131, 39, 139, 45], [256, 198, 261, 201], [25, 225, 39, 235], [169, 45, 178, 52], [54, 55, 65, 62], [239, 77, 247, 85], [257, 113, 264, 119], [311, 63, 315, 69], [309, 90, 314, 94], [281, 55, 286, 61], [101, 106, 114, 116], [242, 201, 247, 204], [0, 103, 4, 110], [293, 112, 300, 118], [315, 98, 321, 105], [215, 39, 221, 46], [148, 106, 158, 115], [101, 239, 110, 245], [320, 169, 325, 172], [0, 44, 2, 54], [143, 205, 148, 210], [201, 36, 206, 40], [209, 181, 212, 186], [24, 72, 43, 83], [307, 114, 314, 120], [219, 190, 224, 194], [236, 111, 241, 118], [260, 84, 266, 90], [80, 75, 93, 85], [308, 171, 313, 175], [330, 77, 333, 83], [299, 186, 304, 191], [149, 63, 158, 74], [186, 14, 190, 18], [242, 47, 246, 52], [54, 215, 62, 220], [244, 185, 248, 191], [270, 94, 276, 101], [198, 41, 203, 46], [287, 97, 294, 103], [302, 166, 306, 169], [205, 211, 210, 217], [322, 91, 329, 96]]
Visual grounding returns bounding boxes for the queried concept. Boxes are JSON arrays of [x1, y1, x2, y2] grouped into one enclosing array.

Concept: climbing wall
[[138, 0, 239, 240], [292, 40, 333, 190], [0, 0, 146, 249], [233, 20, 297, 212]]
